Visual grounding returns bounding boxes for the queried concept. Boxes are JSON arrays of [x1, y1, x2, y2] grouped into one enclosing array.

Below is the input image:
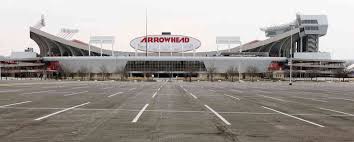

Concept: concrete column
[[300, 37, 303, 52]]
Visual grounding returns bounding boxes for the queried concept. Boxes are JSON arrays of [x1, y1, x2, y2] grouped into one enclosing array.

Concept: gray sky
[[0, 0, 353, 59]]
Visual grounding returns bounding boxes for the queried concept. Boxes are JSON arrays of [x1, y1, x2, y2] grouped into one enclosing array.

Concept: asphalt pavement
[[0, 80, 354, 142]]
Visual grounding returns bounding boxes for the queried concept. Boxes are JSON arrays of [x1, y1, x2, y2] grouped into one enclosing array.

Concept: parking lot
[[0, 80, 354, 142]]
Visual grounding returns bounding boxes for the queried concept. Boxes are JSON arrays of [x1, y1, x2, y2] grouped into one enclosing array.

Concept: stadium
[[0, 14, 347, 80]]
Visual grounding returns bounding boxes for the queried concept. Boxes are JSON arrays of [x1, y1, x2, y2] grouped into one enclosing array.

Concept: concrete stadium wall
[[43, 56, 286, 73]]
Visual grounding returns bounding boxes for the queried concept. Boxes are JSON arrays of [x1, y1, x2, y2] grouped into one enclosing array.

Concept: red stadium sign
[[140, 37, 190, 43], [130, 35, 201, 53]]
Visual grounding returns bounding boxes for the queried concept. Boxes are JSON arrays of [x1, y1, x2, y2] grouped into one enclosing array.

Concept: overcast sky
[[0, 0, 353, 59]]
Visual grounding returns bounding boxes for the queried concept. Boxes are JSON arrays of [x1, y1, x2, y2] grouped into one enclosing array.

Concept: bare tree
[[87, 66, 93, 80], [99, 65, 108, 81], [186, 66, 195, 82], [223, 69, 230, 81], [308, 70, 320, 81], [207, 66, 217, 82], [226, 66, 239, 82], [77, 66, 88, 80], [335, 69, 350, 82], [246, 66, 258, 82], [59, 63, 74, 80], [114, 66, 128, 81]]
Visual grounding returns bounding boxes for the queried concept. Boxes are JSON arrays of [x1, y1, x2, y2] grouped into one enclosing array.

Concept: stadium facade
[[0, 14, 346, 80]]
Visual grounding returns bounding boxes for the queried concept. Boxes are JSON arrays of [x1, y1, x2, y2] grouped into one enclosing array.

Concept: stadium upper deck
[[30, 14, 328, 58]]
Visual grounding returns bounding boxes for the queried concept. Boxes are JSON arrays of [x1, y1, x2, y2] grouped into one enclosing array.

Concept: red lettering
[[141, 37, 146, 43], [176, 37, 181, 43], [140, 36, 191, 43], [164, 37, 170, 42], [171, 37, 176, 43], [148, 37, 153, 43], [159, 38, 164, 42]]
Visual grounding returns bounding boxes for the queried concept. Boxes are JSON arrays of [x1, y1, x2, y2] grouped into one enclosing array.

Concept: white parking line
[[319, 108, 354, 116], [0, 89, 23, 93], [0, 101, 32, 108], [209, 89, 216, 92], [2, 106, 354, 117], [152, 92, 158, 98], [132, 104, 149, 123], [257, 94, 287, 102], [256, 90, 271, 94], [188, 93, 198, 99], [262, 106, 325, 127], [129, 88, 136, 91], [223, 94, 240, 100], [71, 86, 89, 89], [232, 89, 243, 94], [103, 87, 114, 89], [108, 92, 123, 98], [34, 102, 90, 121], [19, 90, 55, 95], [327, 97, 354, 102], [204, 105, 231, 125], [180, 86, 197, 99], [42, 86, 60, 89], [290, 96, 327, 103], [64, 91, 89, 96]]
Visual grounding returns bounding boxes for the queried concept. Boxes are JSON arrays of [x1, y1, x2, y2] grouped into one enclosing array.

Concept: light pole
[[289, 25, 295, 85], [0, 63, 2, 80], [145, 8, 148, 57], [238, 41, 242, 81]]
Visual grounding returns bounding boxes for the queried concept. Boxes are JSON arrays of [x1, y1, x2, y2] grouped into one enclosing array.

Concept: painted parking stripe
[[188, 93, 198, 99], [257, 94, 287, 102], [262, 106, 325, 127], [319, 108, 354, 116], [152, 92, 158, 98], [64, 91, 89, 96], [180, 86, 197, 99], [232, 89, 243, 94], [290, 96, 328, 103], [256, 90, 271, 94], [2, 106, 354, 117], [209, 89, 216, 92], [132, 104, 149, 123], [204, 105, 231, 125], [152, 87, 161, 98], [108, 92, 123, 98], [71, 86, 89, 89], [0, 101, 32, 107], [223, 94, 240, 100], [20, 90, 54, 95], [34, 102, 90, 121], [103, 87, 113, 90], [327, 97, 354, 102], [0, 89, 23, 93]]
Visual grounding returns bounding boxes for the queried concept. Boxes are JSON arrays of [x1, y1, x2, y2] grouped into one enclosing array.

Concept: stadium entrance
[[126, 61, 206, 78]]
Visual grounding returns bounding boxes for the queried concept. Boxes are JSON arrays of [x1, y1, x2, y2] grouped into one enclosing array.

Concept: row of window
[[301, 20, 318, 24], [304, 26, 319, 31], [125, 61, 207, 72]]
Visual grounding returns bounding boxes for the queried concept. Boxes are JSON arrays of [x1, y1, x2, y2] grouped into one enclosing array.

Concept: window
[[301, 20, 318, 24], [125, 61, 207, 72], [304, 26, 319, 30]]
